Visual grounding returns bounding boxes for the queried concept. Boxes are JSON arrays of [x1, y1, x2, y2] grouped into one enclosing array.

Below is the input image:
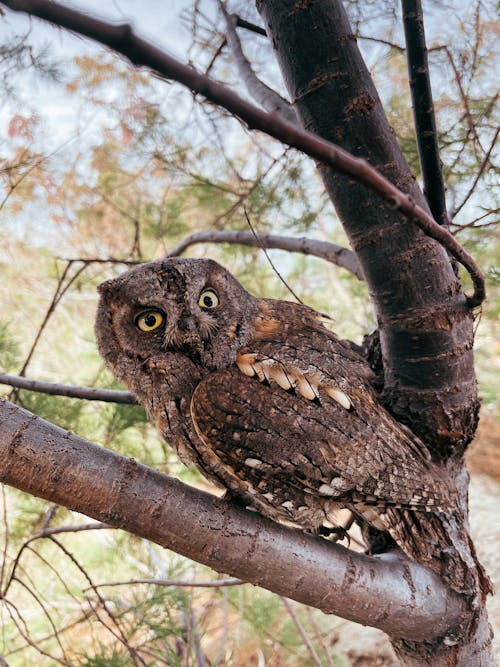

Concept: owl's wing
[[189, 361, 454, 522]]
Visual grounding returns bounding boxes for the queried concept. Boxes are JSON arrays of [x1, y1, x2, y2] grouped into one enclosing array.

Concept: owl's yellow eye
[[135, 310, 165, 332], [198, 289, 219, 309]]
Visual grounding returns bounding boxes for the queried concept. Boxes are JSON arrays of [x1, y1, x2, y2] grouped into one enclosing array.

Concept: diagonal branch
[[218, 2, 298, 124], [166, 230, 363, 279], [402, 0, 448, 227], [0, 0, 484, 307], [0, 397, 465, 641]]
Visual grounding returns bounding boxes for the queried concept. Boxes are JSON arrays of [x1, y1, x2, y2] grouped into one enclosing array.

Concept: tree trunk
[[256, 0, 478, 459], [256, 1, 491, 664]]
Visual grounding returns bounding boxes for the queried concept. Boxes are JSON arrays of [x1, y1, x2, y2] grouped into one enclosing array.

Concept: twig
[[235, 15, 267, 37], [205, 37, 226, 75], [402, 0, 448, 227], [10, 576, 69, 661], [90, 578, 244, 590], [166, 230, 363, 279], [280, 597, 323, 667], [219, 4, 297, 124], [2, 599, 71, 666], [0, 0, 485, 306], [0, 373, 137, 404], [450, 208, 499, 234], [244, 208, 305, 304], [305, 608, 337, 667], [15, 260, 88, 379], [451, 126, 499, 219], [48, 536, 146, 666]]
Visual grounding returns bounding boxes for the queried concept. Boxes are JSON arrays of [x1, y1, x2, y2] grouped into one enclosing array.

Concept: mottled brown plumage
[[95, 257, 485, 595]]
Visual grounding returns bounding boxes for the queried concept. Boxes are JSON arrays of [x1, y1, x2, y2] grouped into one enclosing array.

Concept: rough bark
[[0, 397, 468, 641], [256, 0, 479, 459]]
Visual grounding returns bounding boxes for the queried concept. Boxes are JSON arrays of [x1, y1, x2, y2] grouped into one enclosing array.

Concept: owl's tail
[[381, 507, 492, 599]]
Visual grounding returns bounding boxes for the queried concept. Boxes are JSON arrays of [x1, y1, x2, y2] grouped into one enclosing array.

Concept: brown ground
[[467, 415, 500, 481]]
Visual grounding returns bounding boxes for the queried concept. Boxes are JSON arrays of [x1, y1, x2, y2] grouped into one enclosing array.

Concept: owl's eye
[[135, 310, 165, 332], [198, 289, 219, 309]]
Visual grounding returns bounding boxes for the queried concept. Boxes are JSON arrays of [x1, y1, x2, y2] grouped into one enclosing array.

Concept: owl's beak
[[175, 315, 203, 352]]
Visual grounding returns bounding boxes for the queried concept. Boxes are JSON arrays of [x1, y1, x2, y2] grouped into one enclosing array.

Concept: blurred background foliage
[[0, 0, 498, 664]]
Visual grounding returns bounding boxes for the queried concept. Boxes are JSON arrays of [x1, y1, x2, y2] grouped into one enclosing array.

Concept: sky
[[0, 0, 496, 226], [1, 1, 198, 138]]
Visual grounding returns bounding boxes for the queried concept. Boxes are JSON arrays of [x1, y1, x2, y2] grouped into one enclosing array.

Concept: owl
[[95, 257, 485, 596]]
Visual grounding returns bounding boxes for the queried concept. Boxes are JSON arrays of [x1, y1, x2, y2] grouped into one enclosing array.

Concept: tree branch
[[402, 0, 448, 227], [0, 373, 136, 403], [235, 15, 267, 37], [0, 0, 484, 307], [166, 230, 363, 279], [218, 3, 298, 124], [0, 397, 466, 641]]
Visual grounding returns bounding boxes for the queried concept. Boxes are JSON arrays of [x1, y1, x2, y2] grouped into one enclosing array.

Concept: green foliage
[[78, 650, 132, 667]]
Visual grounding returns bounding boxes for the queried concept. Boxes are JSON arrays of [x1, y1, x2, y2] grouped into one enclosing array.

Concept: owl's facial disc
[[170, 287, 220, 354]]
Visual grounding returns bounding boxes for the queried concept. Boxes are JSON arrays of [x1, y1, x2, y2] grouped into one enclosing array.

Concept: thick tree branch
[[218, 3, 298, 124], [0, 397, 466, 641], [0, 0, 484, 307], [166, 230, 363, 279], [402, 0, 449, 228], [0, 373, 136, 403]]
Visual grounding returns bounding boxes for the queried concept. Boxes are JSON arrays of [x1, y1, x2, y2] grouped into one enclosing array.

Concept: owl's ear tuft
[[97, 280, 114, 297]]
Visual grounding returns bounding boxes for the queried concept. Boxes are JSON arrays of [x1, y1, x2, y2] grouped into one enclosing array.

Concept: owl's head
[[95, 258, 259, 375]]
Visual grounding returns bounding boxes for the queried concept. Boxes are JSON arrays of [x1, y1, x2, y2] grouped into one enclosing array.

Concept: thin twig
[[244, 208, 305, 304], [235, 15, 267, 37], [280, 597, 323, 667], [451, 126, 499, 219], [0, 0, 485, 306], [15, 260, 88, 379], [219, 4, 297, 124], [90, 578, 244, 590], [0, 373, 137, 404]]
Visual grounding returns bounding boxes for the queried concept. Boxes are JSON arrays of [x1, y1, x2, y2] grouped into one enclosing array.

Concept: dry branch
[[0, 397, 466, 642], [0, 373, 136, 404], [166, 230, 363, 279], [0, 0, 485, 307], [218, 3, 297, 124]]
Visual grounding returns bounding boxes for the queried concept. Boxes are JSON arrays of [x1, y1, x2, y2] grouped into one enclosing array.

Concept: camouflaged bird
[[95, 257, 485, 596]]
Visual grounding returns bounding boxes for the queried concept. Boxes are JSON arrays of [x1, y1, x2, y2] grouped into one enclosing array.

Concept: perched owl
[[95, 257, 485, 596]]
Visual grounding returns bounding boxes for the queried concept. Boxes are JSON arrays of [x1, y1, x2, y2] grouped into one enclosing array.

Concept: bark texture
[[257, 0, 479, 459], [0, 397, 466, 641]]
